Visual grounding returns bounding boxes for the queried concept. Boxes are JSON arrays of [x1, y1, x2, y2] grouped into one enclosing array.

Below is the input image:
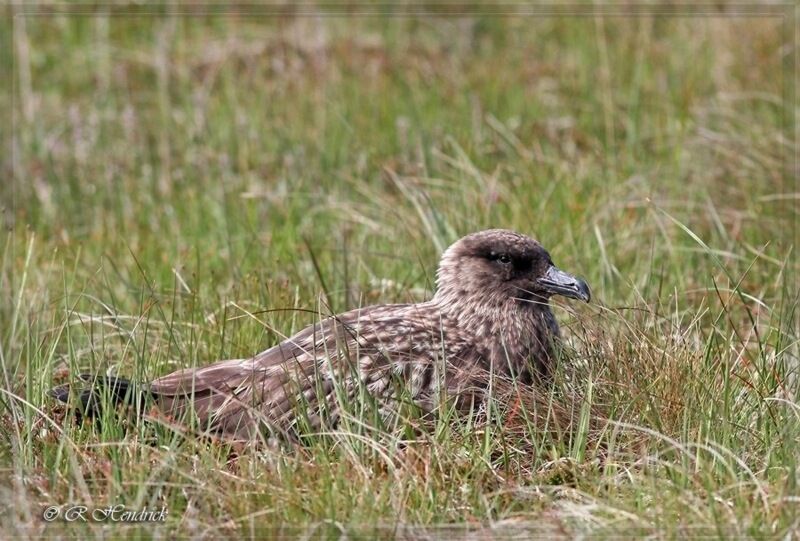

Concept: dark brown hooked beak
[[537, 265, 591, 302]]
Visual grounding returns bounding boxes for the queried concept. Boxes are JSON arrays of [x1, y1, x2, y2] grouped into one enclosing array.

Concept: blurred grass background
[[1, 3, 797, 538]]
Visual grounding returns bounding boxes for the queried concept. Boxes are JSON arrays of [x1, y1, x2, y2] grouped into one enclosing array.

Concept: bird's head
[[433, 229, 591, 308]]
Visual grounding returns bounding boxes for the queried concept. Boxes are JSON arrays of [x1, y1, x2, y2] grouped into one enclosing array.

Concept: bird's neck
[[431, 292, 559, 381]]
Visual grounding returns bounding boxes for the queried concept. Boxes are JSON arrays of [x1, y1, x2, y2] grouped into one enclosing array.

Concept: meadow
[[2, 4, 797, 538]]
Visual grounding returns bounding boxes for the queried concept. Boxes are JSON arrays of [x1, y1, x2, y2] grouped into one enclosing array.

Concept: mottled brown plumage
[[52, 229, 590, 441]]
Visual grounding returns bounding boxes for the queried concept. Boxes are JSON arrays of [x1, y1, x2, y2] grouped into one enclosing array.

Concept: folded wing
[[146, 304, 475, 440]]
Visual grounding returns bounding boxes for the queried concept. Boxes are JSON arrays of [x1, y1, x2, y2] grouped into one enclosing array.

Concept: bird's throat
[[434, 294, 557, 381]]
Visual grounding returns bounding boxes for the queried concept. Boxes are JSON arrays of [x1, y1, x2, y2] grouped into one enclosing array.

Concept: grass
[[2, 4, 797, 539]]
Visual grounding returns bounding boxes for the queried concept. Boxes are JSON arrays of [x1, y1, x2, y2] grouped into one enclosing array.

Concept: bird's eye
[[497, 254, 511, 264]]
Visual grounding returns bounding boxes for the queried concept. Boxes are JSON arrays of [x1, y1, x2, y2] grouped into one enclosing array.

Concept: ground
[[1, 4, 797, 539]]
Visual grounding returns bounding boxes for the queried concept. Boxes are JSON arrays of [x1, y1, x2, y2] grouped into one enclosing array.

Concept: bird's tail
[[49, 374, 150, 420]]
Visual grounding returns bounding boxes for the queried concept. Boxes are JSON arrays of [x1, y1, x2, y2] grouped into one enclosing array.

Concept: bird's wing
[[146, 303, 465, 440]]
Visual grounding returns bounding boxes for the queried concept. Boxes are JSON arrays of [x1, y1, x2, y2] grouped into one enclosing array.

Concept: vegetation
[[2, 5, 796, 538]]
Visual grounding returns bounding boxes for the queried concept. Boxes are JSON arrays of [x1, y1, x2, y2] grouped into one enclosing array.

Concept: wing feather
[[144, 304, 468, 440], [142, 303, 499, 440]]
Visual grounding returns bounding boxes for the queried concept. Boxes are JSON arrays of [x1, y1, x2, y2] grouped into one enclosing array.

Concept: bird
[[51, 229, 591, 442]]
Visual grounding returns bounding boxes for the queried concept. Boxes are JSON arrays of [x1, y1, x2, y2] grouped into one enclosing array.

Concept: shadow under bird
[[51, 229, 591, 441]]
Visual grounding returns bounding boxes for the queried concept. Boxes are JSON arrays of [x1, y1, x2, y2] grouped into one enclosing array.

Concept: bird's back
[[145, 302, 481, 440]]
